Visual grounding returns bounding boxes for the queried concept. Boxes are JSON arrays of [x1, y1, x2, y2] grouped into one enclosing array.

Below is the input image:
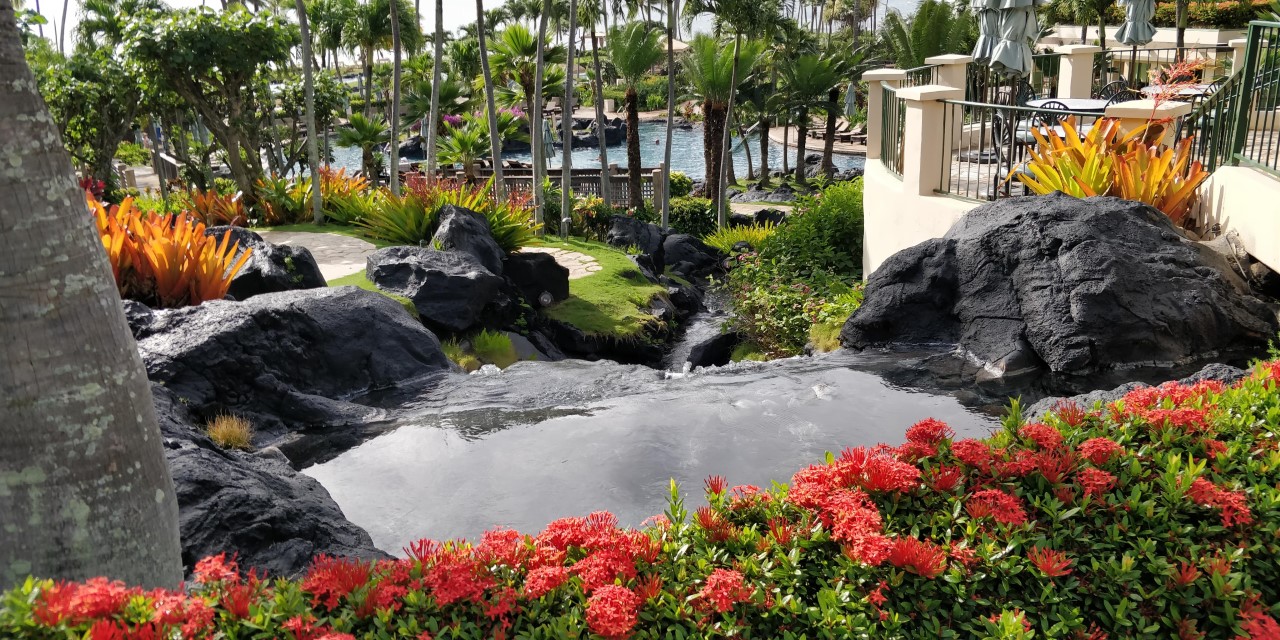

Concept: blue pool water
[[331, 121, 863, 179]]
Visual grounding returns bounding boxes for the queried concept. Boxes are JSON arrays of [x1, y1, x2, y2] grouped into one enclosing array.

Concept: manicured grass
[[327, 271, 418, 318], [254, 222, 398, 248], [533, 236, 666, 339]]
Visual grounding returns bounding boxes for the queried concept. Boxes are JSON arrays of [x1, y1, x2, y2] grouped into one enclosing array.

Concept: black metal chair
[[1105, 89, 1141, 107], [992, 111, 1034, 198], [1096, 80, 1130, 100]]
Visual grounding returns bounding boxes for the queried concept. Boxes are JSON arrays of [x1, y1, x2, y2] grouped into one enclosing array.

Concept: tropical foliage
[[8, 361, 1280, 638], [90, 194, 252, 309], [355, 177, 539, 251]]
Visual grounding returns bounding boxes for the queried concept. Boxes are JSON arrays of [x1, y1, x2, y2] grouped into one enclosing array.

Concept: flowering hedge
[[5, 362, 1280, 639]]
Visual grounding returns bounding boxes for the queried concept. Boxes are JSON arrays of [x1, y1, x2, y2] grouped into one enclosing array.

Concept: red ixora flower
[[1052, 400, 1088, 427], [924, 465, 964, 492], [951, 439, 993, 473], [886, 537, 948, 579], [1187, 477, 1253, 527], [905, 418, 954, 447], [194, 553, 240, 584], [704, 475, 728, 496], [35, 577, 140, 627], [523, 566, 569, 599], [1027, 547, 1073, 578], [699, 568, 755, 613], [1078, 467, 1118, 497], [585, 585, 642, 639], [302, 555, 372, 610], [1078, 438, 1124, 466], [1171, 560, 1201, 588], [1020, 423, 1064, 450], [966, 489, 1029, 526]]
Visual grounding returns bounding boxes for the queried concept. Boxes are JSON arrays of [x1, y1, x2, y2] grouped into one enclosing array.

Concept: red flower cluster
[[1078, 437, 1124, 465], [924, 465, 964, 492], [585, 585, 641, 639], [35, 578, 138, 627], [1027, 547, 1073, 578], [704, 475, 727, 496], [699, 569, 755, 613], [951, 439, 993, 473], [886, 537, 948, 579], [193, 553, 240, 584], [966, 489, 1029, 526], [523, 566, 569, 599], [900, 418, 954, 459], [1187, 478, 1253, 527], [302, 555, 372, 610], [573, 549, 638, 593], [1020, 423, 1064, 450], [1078, 468, 1118, 497], [696, 506, 737, 543]]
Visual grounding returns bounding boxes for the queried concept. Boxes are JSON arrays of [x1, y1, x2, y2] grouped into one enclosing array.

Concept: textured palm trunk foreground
[[0, 0, 183, 589]]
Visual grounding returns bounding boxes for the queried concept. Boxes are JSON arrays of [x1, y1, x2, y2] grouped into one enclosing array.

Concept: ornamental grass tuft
[[8, 361, 1280, 638], [205, 414, 253, 450]]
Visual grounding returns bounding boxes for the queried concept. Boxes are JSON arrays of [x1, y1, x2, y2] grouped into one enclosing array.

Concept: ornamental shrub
[[668, 196, 715, 237], [668, 171, 693, 198], [113, 141, 151, 167], [7, 361, 1280, 638]]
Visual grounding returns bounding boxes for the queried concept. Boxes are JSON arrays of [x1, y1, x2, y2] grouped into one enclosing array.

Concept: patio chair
[[1105, 89, 1141, 107], [992, 112, 1034, 198], [1014, 100, 1070, 145], [1096, 80, 1130, 100]]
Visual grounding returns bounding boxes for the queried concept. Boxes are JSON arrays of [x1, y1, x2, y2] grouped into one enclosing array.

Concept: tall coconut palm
[[661, 0, 675, 229], [426, 0, 443, 175], [777, 52, 841, 186], [296, 0, 324, 221], [560, 0, 577, 236], [680, 34, 761, 216], [579, 0, 611, 207], [344, 0, 419, 116], [531, 0, 553, 231], [0, 4, 182, 588], [476, 0, 506, 203], [338, 112, 390, 183], [389, 0, 403, 195], [491, 23, 566, 114], [607, 22, 663, 210]]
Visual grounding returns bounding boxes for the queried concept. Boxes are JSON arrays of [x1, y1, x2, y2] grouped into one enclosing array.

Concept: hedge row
[[1044, 0, 1270, 30], [3, 361, 1280, 638]]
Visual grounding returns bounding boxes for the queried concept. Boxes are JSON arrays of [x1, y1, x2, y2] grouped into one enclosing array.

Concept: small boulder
[[663, 233, 722, 279], [367, 246, 505, 334], [607, 215, 665, 269], [505, 252, 570, 307], [728, 213, 755, 228], [687, 331, 742, 369], [753, 208, 787, 226], [431, 205, 505, 275], [206, 226, 326, 300]]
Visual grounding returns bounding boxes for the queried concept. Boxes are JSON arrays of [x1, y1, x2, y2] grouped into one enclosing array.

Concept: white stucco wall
[[1199, 166, 1280, 272], [862, 161, 978, 277]]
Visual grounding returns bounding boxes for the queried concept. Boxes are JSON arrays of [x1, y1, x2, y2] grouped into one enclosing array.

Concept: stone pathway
[[256, 230, 376, 282], [729, 202, 794, 216], [519, 247, 601, 280]]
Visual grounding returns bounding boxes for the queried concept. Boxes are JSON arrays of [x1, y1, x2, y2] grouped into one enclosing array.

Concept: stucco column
[[864, 68, 907, 161], [1104, 99, 1193, 146], [1058, 45, 1102, 99], [899, 85, 965, 197], [1231, 38, 1248, 76], [925, 54, 973, 147]]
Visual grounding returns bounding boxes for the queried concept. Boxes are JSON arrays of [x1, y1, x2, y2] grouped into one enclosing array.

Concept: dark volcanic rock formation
[[366, 246, 505, 335], [841, 194, 1278, 380], [431, 205, 505, 276], [205, 226, 327, 300]]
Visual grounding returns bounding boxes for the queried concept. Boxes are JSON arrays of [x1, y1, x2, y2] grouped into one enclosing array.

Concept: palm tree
[[607, 23, 663, 210], [407, 76, 471, 125], [308, 0, 353, 69], [777, 53, 841, 186], [531, 0, 553, 231], [578, 0, 611, 207], [438, 120, 489, 181], [680, 34, 761, 216], [447, 38, 482, 86], [426, 0, 443, 176], [296, 0, 324, 221], [661, 0, 675, 229], [476, 0, 506, 203], [1, 8, 182, 588], [389, 0, 403, 196], [560, 0, 578, 236], [491, 23, 566, 113], [344, 0, 419, 116], [337, 112, 390, 183], [879, 0, 976, 69]]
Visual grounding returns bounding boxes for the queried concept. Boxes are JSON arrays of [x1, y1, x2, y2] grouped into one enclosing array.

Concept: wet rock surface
[[367, 246, 505, 334]]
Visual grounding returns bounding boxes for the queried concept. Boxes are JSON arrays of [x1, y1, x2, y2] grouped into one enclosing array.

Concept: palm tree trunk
[[0, 9, 182, 588], [716, 32, 742, 228], [58, 0, 67, 54], [476, 0, 506, 203], [363, 48, 374, 116], [590, 31, 611, 207], [625, 86, 642, 209], [389, 0, 403, 196], [531, 0, 552, 232], [794, 107, 809, 185], [757, 69, 772, 188], [704, 100, 724, 208], [661, 0, 675, 231], [560, 0, 577, 236], [821, 85, 838, 177], [426, 0, 443, 177], [781, 112, 790, 174], [740, 121, 754, 181], [297, 0, 324, 221]]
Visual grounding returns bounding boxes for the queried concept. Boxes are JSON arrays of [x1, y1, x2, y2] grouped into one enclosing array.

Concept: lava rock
[[667, 283, 705, 319], [686, 331, 742, 369], [607, 215, 665, 258], [135, 287, 451, 438], [505, 252, 570, 307], [431, 205, 505, 275], [753, 208, 787, 226], [122, 300, 155, 334], [367, 246, 505, 334], [1027, 362, 1249, 418], [206, 226, 326, 300], [663, 233, 722, 279], [841, 193, 1279, 379], [728, 213, 756, 228], [805, 153, 822, 165]]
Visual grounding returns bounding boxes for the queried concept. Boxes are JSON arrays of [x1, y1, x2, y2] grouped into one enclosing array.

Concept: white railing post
[[1058, 45, 1102, 99], [1104, 99, 1193, 146], [899, 85, 965, 197], [925, 54, 973, 147], [864, 68, 907, 161], [1231, 38, 1248, 76]]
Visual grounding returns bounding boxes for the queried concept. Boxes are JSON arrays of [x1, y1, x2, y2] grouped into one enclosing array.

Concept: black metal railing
[[937, 101, 1104, 201], [881, 82, 906, 176], [1232, 21, 1280, 175], [1091, 45, 1233, 93], [904, 64, 936, 88]]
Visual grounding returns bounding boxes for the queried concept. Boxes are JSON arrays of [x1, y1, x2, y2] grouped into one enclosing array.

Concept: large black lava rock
[[431, 205, 505, 276], [206, 226, 326, 300], [663, 233, 722, 279], [841, 193, 1278, 379], [505, 252, 569, 307], [153, 385, 388, 578], [132, 287, 451, 438], [366, 246, 504, 334]]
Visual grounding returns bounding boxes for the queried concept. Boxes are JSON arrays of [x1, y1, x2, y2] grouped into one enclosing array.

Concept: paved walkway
[[519, 247, 601, 280], [729, 202, 794, 216], [256, 230, 376, 282]]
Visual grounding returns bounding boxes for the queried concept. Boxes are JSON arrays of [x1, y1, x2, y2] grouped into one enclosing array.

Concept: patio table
[[1024, 98, 1110, 112], [1141, 83, 1214, 97]]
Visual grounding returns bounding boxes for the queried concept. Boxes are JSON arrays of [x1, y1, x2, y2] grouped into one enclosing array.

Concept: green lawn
[[254, 222, 397, 248], [533, 236, 666, 339]]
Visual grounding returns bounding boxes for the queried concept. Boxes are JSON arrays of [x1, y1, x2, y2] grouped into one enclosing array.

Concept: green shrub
[[14, 363, 1280, 639], [759, 180, 863, 279], [704, 222, 777, 254], [668, 196, 715, 237], [355, 191, 437, 244], [668, 171, 693, 198], [808, 288, 864, 353], [114, 141, 151, 166], [644, 93, 666, 111], [472, 329, 518, 368], [730, 341, 768, 362]]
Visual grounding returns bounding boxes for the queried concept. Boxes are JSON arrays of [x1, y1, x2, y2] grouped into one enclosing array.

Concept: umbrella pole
[[1128, 44, 1138, 88]]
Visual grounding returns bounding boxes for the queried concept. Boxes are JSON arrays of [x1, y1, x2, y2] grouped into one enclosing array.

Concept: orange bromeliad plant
[[90, 194, 252, 308], [1016, 117, 1209, 227]]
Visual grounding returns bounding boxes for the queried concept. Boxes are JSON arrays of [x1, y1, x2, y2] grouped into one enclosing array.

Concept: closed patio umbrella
[[971, 0, 1002, 63], [1115, 0, 1156, 84], [988, 0, 1040, 79]]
